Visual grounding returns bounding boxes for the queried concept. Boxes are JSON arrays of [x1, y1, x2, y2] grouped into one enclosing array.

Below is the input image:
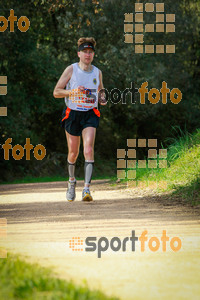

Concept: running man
[[53, 37, 106, 202]]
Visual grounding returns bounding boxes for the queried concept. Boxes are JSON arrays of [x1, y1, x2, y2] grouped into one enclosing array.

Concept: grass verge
[[131, 128, 200, 205], [0, 253, 118, 300]]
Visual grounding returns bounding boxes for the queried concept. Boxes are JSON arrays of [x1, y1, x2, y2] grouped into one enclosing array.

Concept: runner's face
[[78, 48, 94, 64]]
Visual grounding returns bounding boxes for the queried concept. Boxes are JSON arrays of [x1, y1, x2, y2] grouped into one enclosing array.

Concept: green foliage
[[0, 253, 118, 300], [134, 129, 200, 204]]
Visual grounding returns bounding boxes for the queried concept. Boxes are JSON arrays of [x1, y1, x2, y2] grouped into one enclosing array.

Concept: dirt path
[[0, 180, 200, 300]]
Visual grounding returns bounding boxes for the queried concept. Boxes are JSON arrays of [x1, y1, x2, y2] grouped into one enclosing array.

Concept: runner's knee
[[84, 146, 93, 159], [68, 151, 79, 162]]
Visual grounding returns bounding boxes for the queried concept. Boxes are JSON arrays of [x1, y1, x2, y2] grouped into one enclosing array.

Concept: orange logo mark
[[69, 237, 84, 252]]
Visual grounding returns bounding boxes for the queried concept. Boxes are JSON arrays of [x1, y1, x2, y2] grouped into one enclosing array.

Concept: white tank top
[[65, 63, 100, 111]]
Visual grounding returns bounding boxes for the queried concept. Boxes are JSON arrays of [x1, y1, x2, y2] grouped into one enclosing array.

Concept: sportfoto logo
[[117, 138, 168, 188], [124, 2, 176, 54], [68, 230, 182, 258], [78, 81, 182, 105], [0, 9, 30, 32], [1, 138, 46, 160]]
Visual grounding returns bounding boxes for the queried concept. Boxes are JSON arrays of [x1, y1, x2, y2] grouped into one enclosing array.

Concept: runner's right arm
[[53, 65, 88, 98], [53, 65, 86, 98], [53, 65, 73, 98]]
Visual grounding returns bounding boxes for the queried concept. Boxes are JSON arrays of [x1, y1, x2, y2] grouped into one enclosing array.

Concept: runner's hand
[[98, 89, 107, 105], [77, 85, 85, 92], [69, 86, 85, 96]]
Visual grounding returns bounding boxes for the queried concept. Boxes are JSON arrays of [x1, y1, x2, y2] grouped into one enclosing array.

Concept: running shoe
[[82, 188, 93, 202]]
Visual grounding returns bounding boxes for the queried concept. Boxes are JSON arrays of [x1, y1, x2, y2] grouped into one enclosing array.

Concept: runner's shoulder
[[64, 64, 73, 74], [63, 64, 73, 80]]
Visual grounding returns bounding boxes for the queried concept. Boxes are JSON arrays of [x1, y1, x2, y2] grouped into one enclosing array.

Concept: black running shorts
[[61, 107, 100, 136]]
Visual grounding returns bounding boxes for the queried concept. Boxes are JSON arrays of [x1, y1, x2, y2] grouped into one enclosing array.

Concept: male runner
[[53, 37, 106, 202]]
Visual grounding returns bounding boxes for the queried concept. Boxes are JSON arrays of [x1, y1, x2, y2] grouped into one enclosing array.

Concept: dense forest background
[[0, 0, 199, 181]]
